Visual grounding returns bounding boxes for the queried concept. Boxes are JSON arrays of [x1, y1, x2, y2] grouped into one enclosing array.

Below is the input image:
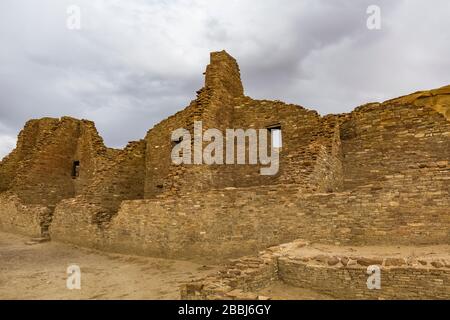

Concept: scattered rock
[[431, 261, 444, 268], [357, 257, 383, 266], [327, 257, 340, 266], [384, 258, 406, 267], [418, 260, 428, 266]]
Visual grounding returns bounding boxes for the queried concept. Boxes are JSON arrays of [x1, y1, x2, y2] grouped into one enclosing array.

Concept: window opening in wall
[[267, 125, 282, 149], [72, 160, 80, 178]]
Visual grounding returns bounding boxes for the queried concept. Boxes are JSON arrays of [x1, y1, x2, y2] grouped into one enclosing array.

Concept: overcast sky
[[1, 0, 449, 159]]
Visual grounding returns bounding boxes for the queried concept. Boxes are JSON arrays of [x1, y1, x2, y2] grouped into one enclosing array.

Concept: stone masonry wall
[[143, 50, 344, 196], [341, 103, 450, 190], [182, 241, 450, 300], [0, 193, 49, 237], [181, 251, 278, 300], [144, 50, 245, 197], [228, 100, 343, 191], [50, 165, 449, 262], [0, 116, 146, 235], [279, 256, 450, 300]]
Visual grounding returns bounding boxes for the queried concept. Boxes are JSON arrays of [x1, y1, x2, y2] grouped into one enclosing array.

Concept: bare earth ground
[[3, 231, 445, 300], [0, 231, 219, 300]]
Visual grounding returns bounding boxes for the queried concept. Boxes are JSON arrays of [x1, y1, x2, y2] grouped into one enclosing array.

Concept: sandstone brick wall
[[144, 97, 205, 198], [229, 100, 343, 191], [49, 165, 448, 262], [341, 103, 450, 190], [49, 198, 105, 248], [81, 140, 146, 224], [143, 50, 245, 197], [0, 116, 147, 235], [279, 257, 450, 300], [181, 241, 450, 300], [0, 193, 49, 237], [143, 50, 345, 196], [0, 117, 110, 207], [181, 253, 278, 300]]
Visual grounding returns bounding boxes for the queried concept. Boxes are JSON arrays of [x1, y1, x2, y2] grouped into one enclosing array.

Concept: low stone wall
[[181, 251, 279, 300], [181, 241, 450, 300], [49, 166, 449, 262], [0, 193, 48, 237], [278, 254, 450, 300], [49, 196, 105, 248]]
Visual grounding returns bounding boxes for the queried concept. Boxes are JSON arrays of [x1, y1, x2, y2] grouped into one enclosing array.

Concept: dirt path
[[0, 232, 218, 299]]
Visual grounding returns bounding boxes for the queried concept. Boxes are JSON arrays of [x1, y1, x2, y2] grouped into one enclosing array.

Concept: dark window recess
[[72, 161, 80, 178]]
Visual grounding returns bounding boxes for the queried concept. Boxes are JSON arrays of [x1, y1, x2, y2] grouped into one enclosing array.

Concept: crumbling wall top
[[204, 50, 244, 98]]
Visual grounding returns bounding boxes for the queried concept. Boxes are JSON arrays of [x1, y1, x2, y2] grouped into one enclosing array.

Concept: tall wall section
[[341, 102, 450, 190], [143, 50, 343, 196], [144, 51, 245, 198]]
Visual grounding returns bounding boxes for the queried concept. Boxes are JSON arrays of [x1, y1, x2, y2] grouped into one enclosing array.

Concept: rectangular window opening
[[72, 160, 80, 178], [268, 125, 282, 149]]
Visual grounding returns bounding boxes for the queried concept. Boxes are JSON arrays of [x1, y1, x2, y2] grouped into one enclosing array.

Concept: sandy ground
[[0, 232, 219, 300]]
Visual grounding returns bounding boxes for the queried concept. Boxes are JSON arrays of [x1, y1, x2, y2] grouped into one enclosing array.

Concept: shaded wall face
[[82, 140, 147, 219], [0, 119, 42, 192], [144, 103, 198, 198], [0, 117, 116, 209], [10, 118, 81, 206], [72, 122, 103, 194], [341, 104, 450, 190], [0, 150, 20, 193]]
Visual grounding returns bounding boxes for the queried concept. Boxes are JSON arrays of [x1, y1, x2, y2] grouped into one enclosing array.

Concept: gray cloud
[[1, 0, 449, 159]]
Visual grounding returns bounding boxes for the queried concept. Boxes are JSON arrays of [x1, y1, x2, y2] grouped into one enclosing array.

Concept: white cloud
[[0, 135, 17, 160]]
